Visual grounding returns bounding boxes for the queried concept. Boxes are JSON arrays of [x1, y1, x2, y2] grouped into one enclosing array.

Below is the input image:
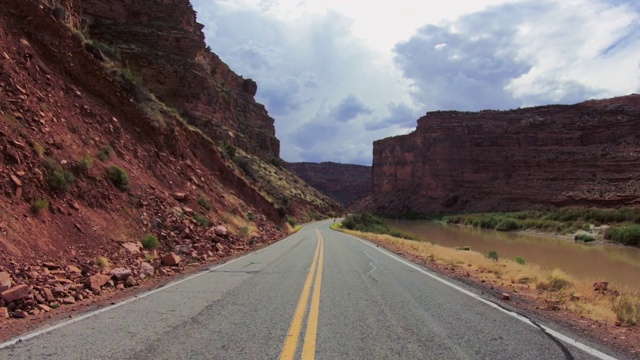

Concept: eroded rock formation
[[356, 95, 640, 215], [288, 162, 372, 206], [81, 0, 279, 158]]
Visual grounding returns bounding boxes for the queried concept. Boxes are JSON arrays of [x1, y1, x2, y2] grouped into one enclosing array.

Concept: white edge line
[[345, 234, 618, 360], [0, 253, 250, 350]]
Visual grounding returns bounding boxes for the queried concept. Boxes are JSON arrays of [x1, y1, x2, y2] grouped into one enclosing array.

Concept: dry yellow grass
[[339, 228, 639, 325]]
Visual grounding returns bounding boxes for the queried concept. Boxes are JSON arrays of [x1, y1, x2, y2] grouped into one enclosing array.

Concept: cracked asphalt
[[0, 220, 623, 359]]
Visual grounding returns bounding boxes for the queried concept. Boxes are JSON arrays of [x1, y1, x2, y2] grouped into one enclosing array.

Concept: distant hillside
[[288, 162, 372, 206]]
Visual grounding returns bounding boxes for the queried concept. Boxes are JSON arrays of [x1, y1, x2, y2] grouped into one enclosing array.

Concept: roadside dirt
[[0, 240, 276, 343], [361, 236, 640, 359]]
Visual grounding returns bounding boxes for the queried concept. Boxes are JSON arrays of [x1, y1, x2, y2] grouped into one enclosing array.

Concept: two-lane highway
[[0, 220, 623, 359]]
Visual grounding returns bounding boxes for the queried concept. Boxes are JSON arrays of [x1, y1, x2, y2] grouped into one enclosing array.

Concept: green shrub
[[246, 212, 255, 221], [96, 256, 110, 269], [286, 216, 296, 227], [194, 213, 210, 227], [31, 198, 49, 214], [341, 214, 415, 240], [495, 218, 520, 231], [141, 234, 159, 250], [33, 143, 46, 158], [605, 225, 640, 246], [515, 256, 526, 265], [76, 154, 94, 174], [44, 158, 76, 192], [239, 226, 249, 236], [486, 250, 499, 261], [537, 269, 571, 292], [612, 294, 639, 325], [574, 233, 596, 242], [223, 144, 236, 159], [106, 166, 129, 191], [97, 146, 114, 161], [197, 194, 212, 211]]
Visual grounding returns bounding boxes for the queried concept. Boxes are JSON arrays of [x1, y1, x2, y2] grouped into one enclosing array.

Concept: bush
[[341, 213, 416, 240], [515, 256, 526, 265], [486, 250, 499, 261], [604, 225, 640, 246], [76, 154, 94, 174], [96, 256, 110, 269], [44, 158, 76, 192], [612, 294, 639, 325], [574, 233, 596, 242], [223, 144, 236, 159], [246, 212, 255, 221], [97, 146, 114, 161], [239, 226, 249, 236], [537, 269, 571, 292], [141, 234, 159, 250], [106, 166, 129, 191], [197, 194, 212, 211], [31, 198, 49, 214], [194, 213, 210, 227], [495, 218, 520, 231], [286, 216, 296, 227], [33, 143, 46, 158]]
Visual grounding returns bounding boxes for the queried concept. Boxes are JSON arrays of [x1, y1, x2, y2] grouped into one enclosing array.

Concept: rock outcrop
[[288, 162, 372, 206], [356, 95, 640, 215], [81, 0, 279, 158]]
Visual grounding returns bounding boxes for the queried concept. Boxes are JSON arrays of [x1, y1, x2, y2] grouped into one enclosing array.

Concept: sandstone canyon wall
[[81, 0, 279, 158], [357, 95, 640, 215], [287, 162, 372, 206]]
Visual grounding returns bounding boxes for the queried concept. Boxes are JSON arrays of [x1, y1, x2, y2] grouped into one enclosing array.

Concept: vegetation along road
[[0, 220, 624, 359]]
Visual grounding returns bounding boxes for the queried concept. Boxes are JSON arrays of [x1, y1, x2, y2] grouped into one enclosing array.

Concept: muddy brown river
[[386, 220, 640, 292]]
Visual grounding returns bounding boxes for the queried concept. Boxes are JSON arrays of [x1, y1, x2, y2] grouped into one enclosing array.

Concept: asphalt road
[[0, 220, 623, 359]]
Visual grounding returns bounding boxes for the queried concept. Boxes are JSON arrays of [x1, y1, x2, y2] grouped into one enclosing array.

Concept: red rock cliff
[[360, 95, 640, 215], [80, 0, 279, 158], [287, 162, 371, 206]]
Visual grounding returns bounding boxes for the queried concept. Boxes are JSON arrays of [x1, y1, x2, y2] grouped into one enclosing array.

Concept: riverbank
[[441, 208, 640, 247], [334, 226, 640, 358]]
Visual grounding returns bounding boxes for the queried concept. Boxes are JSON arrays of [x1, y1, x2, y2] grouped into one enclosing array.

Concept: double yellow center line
[[279, 229, 325, 360]]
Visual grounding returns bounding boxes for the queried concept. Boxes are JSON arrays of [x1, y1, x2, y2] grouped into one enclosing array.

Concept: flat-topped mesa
[[81, 0, 279, 158], [367, 94, 640, 215]]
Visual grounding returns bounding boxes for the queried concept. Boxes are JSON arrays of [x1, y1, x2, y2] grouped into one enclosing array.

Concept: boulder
[[0, 272, 11, 292], [161, 252, 181, 266], [84, 274, 110, 294], [1, 284, 31, 303], [121, 242, 141, 254], [139, 262, 155, 277], [66, 265, 82, 274], [36, 304, 51, 312], [109, 268, 132, 281], [43, 288, 55, 302], [593, 281, 609, 293], [214, 226, 229, 237]]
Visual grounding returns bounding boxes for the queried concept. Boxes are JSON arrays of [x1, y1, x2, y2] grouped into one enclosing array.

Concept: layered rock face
[[81, 0, 279, 158], [287, 162, 372, 206], [361, 95, 640, 215]]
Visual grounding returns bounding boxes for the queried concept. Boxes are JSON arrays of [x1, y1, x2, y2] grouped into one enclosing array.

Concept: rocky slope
[[0, 0, 338, 323], [288, 162, 372, 206], [81, 0, 279, 158], [354, 95, 640, 215]]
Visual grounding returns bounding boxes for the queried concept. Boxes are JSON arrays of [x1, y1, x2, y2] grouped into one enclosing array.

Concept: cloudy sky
[[192, 0, 640, 165]]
